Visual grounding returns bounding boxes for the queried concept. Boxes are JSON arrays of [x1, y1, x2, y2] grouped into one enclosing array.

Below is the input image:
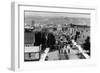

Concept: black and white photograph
[[24, 11, 90, 62]]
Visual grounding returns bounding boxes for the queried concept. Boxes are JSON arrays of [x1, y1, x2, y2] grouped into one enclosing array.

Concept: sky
[[24, 11, 90, 26]]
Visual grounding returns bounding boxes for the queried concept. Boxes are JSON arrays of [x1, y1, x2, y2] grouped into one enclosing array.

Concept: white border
[[11, 2, 97, 71]]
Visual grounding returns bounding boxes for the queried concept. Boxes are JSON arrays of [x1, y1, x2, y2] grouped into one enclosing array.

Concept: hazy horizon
[[24, 11, 90, 26]]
